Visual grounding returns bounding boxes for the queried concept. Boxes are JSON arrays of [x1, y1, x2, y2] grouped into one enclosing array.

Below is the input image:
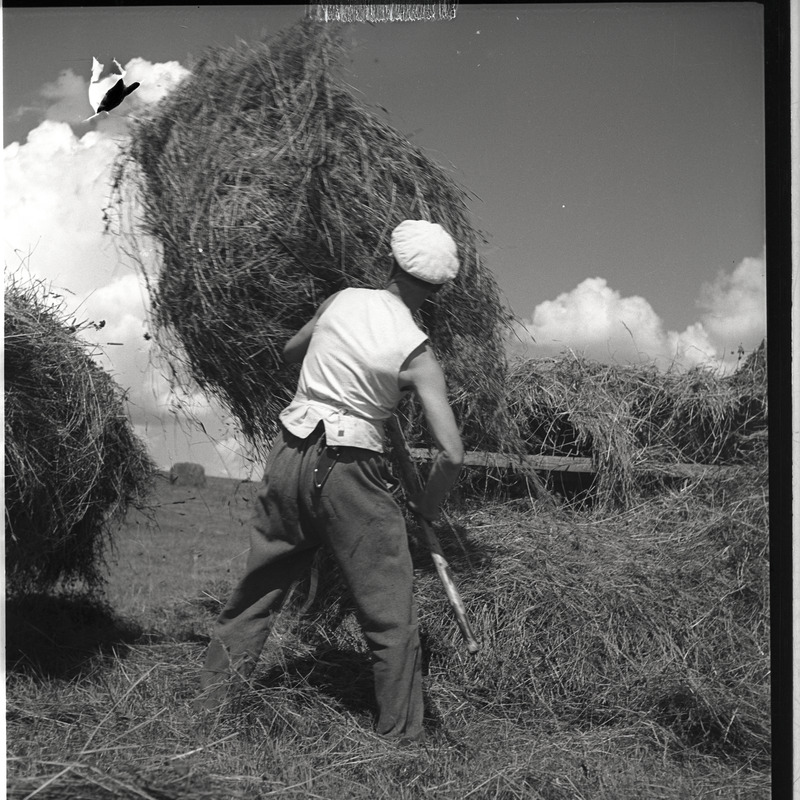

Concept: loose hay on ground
[[281, 469, 769, 768]]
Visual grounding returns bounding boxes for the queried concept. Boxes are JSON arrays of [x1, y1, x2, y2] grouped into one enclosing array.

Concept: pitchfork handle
[[388, 418, 480, 655]]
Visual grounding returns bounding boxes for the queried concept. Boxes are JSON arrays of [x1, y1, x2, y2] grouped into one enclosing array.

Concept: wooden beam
[[408, 448, 593, 473], [407, 448, 736, 478]]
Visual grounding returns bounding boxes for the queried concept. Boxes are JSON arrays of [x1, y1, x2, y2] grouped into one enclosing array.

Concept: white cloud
[[40, 69, 91, 126], [514, 252, 766, 374], [515, 276, 719, 370], [76, 273, 155, 413], [120, 57, 190, 107], [4, 121, 122, 293], [8, 59, 767, 477], [697, 251, 766, 354]]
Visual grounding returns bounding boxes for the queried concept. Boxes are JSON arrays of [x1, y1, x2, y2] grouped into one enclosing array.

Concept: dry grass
[[6, 638, 768, 799], [303, 471, 770, 769], [504, 344, 767, 507], [115, 19, 515, 465], [4, 273, 156, 595], [6, 461, 769, 798], [6, 472, 769, 798]]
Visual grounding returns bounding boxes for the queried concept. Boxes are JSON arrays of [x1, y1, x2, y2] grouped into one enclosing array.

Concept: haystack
[[505, 345, 767, 506], [169, 462, 207, 488], [118, 20, 514, 464], [4, 276, 156, 595]]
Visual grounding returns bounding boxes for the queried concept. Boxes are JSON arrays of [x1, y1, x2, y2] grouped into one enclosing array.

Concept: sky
[[3, 3, 767, 478]]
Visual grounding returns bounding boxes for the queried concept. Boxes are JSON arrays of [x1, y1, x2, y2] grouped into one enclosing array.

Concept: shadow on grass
[[254, 645, 447, 732], [405, 518, 496, 576], [6, 592, 142, 679], [255, 648, 375, 716]]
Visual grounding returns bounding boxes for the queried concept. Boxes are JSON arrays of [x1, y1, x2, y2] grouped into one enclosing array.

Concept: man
[[196, 219, 465, 743]]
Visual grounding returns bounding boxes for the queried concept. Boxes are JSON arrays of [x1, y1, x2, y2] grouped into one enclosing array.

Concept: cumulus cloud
[[77, 273, 154, 411], [4, 56, 190, 283], [40, 69, 91, 126], [697, 251, 766, 354], [120, 57, 190, 107], [4, 121, 123, 292], [515, 277, 718, 370], [514, 252, 766, 374]]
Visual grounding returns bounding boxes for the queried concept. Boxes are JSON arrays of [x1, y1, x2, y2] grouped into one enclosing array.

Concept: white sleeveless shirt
[[279, 288, 428, 452]]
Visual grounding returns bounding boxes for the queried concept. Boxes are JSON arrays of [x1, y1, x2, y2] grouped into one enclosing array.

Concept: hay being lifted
[[119, 20, 513, 461], [118, 21, 507, 460], [4, 275, 156, 595]]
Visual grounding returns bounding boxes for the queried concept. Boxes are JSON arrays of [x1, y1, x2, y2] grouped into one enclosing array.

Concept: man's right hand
[[408, 494, 439, 524]]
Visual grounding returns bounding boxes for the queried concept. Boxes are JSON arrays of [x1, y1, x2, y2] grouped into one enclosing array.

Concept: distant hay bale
[[116, 19, 515, 463], [169, 462, 207, 487], [4, 275, 157, 596], [505, 345, 767, 507]]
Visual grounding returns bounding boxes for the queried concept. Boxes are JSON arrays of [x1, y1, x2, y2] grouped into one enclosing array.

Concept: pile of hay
[[118, 19, 514, 462], [505, 344, 767, 506], [4, 275, 156, 595], [451, 475, 769, 766], [285, 466, 768, 768]]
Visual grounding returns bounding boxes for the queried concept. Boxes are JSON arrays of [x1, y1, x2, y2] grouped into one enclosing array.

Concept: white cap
[[390, 220, 460, 284]]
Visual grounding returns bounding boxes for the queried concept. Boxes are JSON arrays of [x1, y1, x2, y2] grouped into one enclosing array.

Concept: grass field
[[6, 471, 770, 799]]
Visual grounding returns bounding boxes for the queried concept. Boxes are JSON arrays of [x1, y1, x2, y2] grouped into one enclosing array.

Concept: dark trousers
[[196, 423, 424, 740]]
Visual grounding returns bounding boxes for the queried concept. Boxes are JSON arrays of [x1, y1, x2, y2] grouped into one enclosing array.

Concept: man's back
[[300, 288, 425, 415], [280, 288, 427, 451]]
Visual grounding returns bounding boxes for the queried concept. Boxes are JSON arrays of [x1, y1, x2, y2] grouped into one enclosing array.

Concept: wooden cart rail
[[407, 448, 736, 479]]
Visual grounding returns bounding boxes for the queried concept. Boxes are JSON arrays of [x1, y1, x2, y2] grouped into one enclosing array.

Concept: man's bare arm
[[399, 343, 464, 520]]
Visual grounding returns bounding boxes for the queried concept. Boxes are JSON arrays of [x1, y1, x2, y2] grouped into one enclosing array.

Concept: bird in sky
[[85, 57, 140, 122]]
